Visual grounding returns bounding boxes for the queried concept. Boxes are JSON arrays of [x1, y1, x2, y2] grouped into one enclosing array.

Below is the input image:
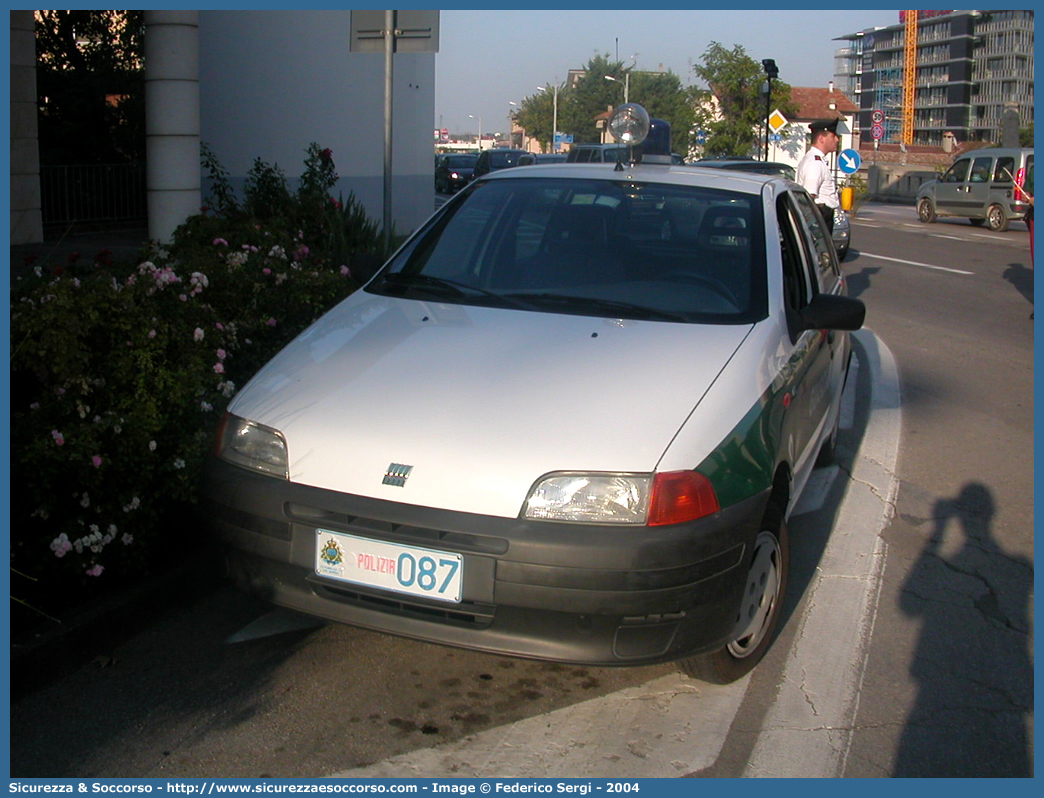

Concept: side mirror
[[792, 293, 865, 336]]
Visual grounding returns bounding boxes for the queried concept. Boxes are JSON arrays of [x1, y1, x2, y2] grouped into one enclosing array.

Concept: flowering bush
[[10, 143, 387, 618]]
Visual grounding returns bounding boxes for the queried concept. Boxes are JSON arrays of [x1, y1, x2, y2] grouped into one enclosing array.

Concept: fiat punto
[[204, 105, 864, 683]]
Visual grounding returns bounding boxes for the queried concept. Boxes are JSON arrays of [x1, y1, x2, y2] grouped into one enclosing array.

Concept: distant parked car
[[692, 157, 795, 180], [435, 153, 477, 194], [566, 143, 629, 163], [518, 152, 568, 166], [472, 149, 528, 179], [693, 158, 850, 260]]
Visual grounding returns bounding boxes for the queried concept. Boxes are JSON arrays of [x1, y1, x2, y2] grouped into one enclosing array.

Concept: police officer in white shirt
[[796, 118, 840, 234]]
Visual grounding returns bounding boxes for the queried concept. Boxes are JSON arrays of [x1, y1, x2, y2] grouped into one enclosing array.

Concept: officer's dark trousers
[[816, 203, 835, 235]]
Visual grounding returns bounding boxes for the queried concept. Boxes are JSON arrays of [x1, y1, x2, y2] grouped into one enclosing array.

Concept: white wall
[[198, 11, 435, 237]]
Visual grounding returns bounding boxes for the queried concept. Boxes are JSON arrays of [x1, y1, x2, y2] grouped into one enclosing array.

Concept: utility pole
[[761, 59, 778, 161]]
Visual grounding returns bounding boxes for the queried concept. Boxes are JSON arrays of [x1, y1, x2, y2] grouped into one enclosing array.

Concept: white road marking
[[744, 329, 901, 778], [858, 252, 973, 275]]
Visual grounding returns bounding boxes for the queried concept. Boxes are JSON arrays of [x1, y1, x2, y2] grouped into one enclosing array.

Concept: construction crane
[[902, 10, 918, 146]]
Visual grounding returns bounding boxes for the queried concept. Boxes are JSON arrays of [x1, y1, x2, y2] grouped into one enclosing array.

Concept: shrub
[[10, 143, 386, 619]]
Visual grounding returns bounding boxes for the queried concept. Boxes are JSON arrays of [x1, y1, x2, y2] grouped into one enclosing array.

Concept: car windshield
[[370, 177, 767, 324]]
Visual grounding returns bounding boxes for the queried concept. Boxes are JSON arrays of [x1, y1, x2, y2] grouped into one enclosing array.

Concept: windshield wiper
[[375, 273, 534, 309], [507, 292, 690, 322]]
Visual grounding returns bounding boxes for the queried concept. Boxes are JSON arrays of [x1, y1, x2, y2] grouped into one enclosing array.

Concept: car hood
[[230, 291, 753, 518]]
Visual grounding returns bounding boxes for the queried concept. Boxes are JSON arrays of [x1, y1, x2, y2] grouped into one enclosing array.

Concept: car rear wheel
[[917, 198, 937, 223], [680, 518, 789, 684], [987, 204, 1009, 232]]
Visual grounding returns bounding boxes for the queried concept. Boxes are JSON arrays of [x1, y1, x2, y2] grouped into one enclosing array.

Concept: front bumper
[[201, 456, 770, 665]]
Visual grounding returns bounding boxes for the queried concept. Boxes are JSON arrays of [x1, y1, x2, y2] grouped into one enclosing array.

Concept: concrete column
[[10, 10, 43, 244], [144, 10, 200, 244]]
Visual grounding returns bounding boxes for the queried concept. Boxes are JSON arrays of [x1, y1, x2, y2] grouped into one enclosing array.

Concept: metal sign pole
[[350, 11, 438, 253], [383, 10, 394, 255]]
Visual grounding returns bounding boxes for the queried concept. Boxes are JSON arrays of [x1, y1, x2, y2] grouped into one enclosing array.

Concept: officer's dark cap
[[809, 118, 840, 134]]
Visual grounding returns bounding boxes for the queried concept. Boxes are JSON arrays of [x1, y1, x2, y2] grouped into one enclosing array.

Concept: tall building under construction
[[833, 9, 1033, 147]]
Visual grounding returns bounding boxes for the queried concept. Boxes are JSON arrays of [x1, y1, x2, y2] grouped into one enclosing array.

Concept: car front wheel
[[917, 198, 937, 223], [680, 518, 790, 684]]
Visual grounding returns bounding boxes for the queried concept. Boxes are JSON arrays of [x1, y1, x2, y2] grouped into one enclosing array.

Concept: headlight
[[523, 473, 651, 524], [217, 413, 289, 479], [522, 470, 719, 526]]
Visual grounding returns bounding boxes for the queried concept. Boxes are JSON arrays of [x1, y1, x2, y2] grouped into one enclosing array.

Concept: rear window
[[489, 151, 523, 169], [371, 177, 767, 325]]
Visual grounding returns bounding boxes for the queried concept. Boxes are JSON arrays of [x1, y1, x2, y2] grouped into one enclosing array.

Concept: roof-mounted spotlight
[[608, 103, 651, 169]]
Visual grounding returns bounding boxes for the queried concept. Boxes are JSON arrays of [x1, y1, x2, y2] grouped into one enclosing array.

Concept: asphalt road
[[9, 203, 1034, 779], [831, 204, 1034, 777]]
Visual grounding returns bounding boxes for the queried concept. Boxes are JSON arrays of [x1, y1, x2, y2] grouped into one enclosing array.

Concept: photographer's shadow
[[895, 483, 1033, 776]]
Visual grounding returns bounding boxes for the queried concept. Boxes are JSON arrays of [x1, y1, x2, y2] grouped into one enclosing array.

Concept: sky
[[435, 8, 903, 137]]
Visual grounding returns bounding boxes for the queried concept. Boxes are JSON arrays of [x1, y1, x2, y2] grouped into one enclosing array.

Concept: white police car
[[204, 105, 864, 683]]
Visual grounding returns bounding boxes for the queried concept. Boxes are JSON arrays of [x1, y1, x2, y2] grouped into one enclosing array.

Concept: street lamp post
[[604, 73, 630, 104], [537, 84, 558, 152], [469, 114, 482, 151], [761, 59, 778, 161], [508, 101, 522, 150]]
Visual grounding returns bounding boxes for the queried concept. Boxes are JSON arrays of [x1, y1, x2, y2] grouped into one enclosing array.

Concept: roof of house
[[790, 86, 860, 122]]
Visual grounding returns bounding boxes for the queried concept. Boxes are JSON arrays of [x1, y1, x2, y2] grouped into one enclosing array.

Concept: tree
[[691, 42, 799, 158], [626, 70, 698, 155], [517, 55, 698, 155], [564, 54, 627, 144], [35, 10, 145, 164], [514, 82, 568, 153], [1020, 123, 1034, 148]]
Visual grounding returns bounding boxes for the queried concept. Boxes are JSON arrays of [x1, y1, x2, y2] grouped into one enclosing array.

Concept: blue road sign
[[839, 149, 861, 173]]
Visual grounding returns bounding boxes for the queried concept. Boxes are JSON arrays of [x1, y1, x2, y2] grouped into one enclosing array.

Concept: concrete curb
[[743, 329, 902, 777]]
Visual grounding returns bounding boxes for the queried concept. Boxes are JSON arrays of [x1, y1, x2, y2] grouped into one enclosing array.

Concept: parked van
[[916, 147, 1034, 232]]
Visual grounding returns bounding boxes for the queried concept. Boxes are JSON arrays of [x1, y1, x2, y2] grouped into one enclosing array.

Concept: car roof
[[694, 159, 792, 169], [479, 161, 777, 194]]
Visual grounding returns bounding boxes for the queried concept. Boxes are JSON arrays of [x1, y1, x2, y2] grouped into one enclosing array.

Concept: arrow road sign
[[839, 149, 861, 174]]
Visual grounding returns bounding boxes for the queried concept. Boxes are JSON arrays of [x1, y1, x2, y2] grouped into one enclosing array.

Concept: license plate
[[315, 529, 463, 603]]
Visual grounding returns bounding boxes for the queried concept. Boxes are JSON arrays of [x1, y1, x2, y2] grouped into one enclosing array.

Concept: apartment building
[[834, 9, 1033, 148]]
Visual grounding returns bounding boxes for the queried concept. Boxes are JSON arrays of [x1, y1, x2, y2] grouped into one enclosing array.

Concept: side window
[[970, 157, 992, 183], [575, 149, 593, 163], [994, 157, 1015, 183], [791, 191, 840, 291], [944, 159, 971, 183], [776, 194, 814, 312]]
